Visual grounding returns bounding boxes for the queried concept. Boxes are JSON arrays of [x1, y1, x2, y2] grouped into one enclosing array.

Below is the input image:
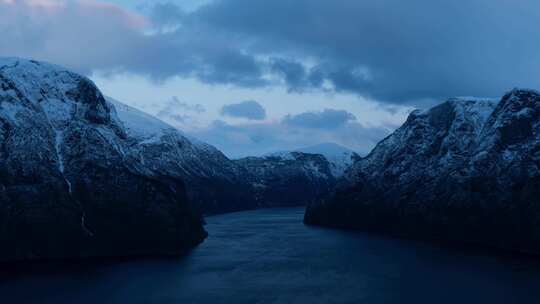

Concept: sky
[[2, 0, 540, 157]]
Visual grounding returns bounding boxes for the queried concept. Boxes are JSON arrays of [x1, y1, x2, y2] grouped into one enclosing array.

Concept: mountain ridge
[[305, 90, 540, 253], [234, 151, 336, 207], [266, 142, 361, 178]]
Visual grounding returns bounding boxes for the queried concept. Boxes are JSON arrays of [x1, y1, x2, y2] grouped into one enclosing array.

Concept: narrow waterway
[[1, 208, 540, 304]]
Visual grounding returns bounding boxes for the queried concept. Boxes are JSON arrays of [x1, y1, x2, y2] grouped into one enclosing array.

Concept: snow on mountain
[[296, 142, 355, 156], [234, 152, 336, 206], [264, 143, 361, 178], [111, 91, 344, 213], [107, 97, 258, 214], [0, 57, 207, 261], [108, 98, 175, 144], [294, 143, 361, 177], [306, 91, 540, 254]]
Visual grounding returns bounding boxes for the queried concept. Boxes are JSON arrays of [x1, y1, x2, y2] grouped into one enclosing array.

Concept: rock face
[[305, 90, 540, 253], [235, 152, 337, 206], [110, 100, 258, 215], [0, 58, 207, 261]]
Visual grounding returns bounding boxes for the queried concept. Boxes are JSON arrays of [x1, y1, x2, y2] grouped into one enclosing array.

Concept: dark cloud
[[270, 58, 310, 92], [283, 109, 356, 129], [160, 0, 540, 103], [221, 100, 267, 120], [3, 0, 540, 105]]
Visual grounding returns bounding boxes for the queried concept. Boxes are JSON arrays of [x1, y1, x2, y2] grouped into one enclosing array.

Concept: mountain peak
[[503, 88, 540, 100]]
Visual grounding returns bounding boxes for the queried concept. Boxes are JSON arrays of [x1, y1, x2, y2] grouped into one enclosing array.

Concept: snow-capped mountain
[[0, 58, 207, 261], [305, 90, 540, 253], [235, 152, 336, 206], [231, 144, 360, 207], [109, 99, 258, 215], [294, 143, 361, 177]]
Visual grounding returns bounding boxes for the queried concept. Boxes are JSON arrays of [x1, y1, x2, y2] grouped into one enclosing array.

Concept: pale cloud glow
[[79, 0, 148, 28], [0, 0, 62, 7]]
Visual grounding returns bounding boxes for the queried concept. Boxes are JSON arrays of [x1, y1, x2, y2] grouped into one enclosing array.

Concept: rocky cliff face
[[235, 152, 336, 207], [305, 90, 540, 253], [0, 58, 207, 261]]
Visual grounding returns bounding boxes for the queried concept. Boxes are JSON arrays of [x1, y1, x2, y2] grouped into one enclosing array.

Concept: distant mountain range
[[109, 98, 260, 215], [232, 143, 361, 207], [110, 99, 355, 213], [235, 152, 337, 207], [292, 143, 362, 177], [266, 143, 361, 176]]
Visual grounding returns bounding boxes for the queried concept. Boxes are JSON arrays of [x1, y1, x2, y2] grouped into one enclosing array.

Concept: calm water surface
[[1, 208, 540, 304]]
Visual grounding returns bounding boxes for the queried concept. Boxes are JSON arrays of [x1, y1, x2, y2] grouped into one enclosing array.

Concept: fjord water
[[1, 208, 540, 304]]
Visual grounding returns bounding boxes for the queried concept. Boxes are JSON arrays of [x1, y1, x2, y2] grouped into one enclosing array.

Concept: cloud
[[220, 100, 267, 120], [283, 109, 356, 129], [0, 0, 266, 85], [158, 96, 206, 114], [147, 0, 540, 103], [189, 118, 389, 158], [4, 0, 540, 105], [0, 0, 147, 74], [270, 58, 312, 92], [148, 2, 185, 28]]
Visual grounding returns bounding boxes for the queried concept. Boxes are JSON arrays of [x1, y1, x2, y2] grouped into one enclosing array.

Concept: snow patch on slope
[[0, 57, 80, 106], [266, 151, 297, 161], [295, 143, 360, 177], [107, 98, 175, 144]]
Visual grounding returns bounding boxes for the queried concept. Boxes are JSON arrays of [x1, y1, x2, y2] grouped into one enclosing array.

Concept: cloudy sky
[[2, 0, 539, 157]]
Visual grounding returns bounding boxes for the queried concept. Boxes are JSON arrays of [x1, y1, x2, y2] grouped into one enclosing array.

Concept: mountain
[[233, 143, 360, 207], [234, 152, 336, 206], [109, 99, 258, 215], [294, 143, 361, 177], [0, 58, 207, 261], [305, 90, 540, 253], [114, 102, 355, 212]]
